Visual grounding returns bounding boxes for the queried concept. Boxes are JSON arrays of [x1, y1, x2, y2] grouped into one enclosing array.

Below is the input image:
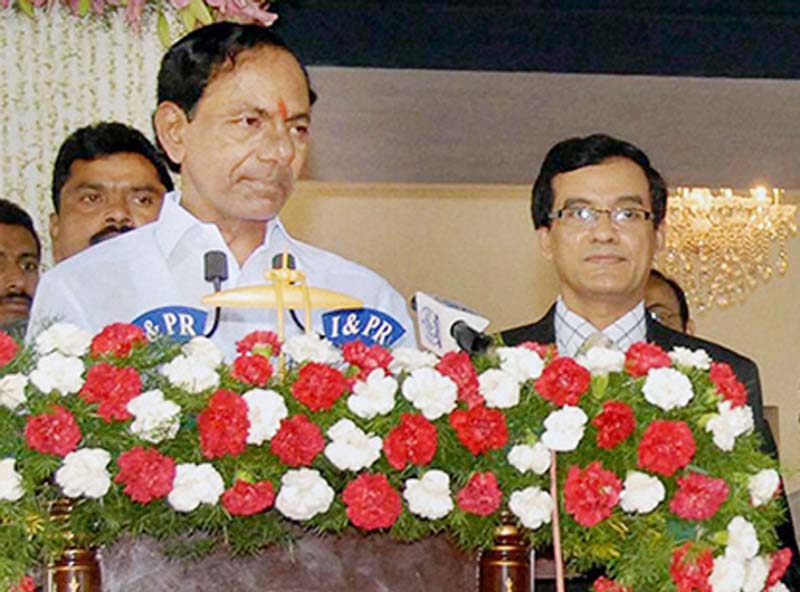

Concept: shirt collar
[[554, 297, 647, 357], [155, 190, 292, 259]]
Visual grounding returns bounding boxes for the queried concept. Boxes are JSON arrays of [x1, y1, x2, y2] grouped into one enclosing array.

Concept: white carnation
[[743, 556, 770, 592], [642, 367, 694, 411], [507, 442, 551, 475], [55, 448, 111, 499], [0, 373, 27, 410], [669, 346, 711, 370], [0, 458, 24, 501], [324, 419, 382, 471], [403, 470, 453, 520], [706, 401, 754, 451], [167, 463, 225, 512], [275, 468, 335, 521], [283, 334, 341, 365], [509, 486, 553, 530], [388, 347, 437, 374], [127, 389, 181, 443], [348, 369, 398, 419], [181, 337, 224, 369], [496, 346, 544, 382], [34, 322, 92, 357], [541, 406, 587, 452], [401, 367, 458, 420], [768, 583, 790, 592], [709, 556, 747, 592], [29, 352, 85, 395], [243, 389, 288, 445], [748, 468, 780, 507], [619, 471, 665, 514], [575, 346, 625, 375], [479, 368, 520, 409], [161, 355, 220, 393], [725, 516, 760, 562]]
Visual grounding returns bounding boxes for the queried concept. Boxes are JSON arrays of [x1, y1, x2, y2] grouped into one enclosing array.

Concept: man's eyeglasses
[[646, 305, 682, 328], [549, 206, 654, 228]]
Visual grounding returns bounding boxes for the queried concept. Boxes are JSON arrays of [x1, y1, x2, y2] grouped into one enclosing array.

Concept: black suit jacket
[[500, 305, 800, 591]]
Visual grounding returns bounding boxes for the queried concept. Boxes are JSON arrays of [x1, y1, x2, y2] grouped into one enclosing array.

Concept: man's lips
[[584, 253, 626, 264], [0, 295, 32, 312]]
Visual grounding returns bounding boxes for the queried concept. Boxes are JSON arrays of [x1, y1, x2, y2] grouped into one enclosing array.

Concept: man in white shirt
[[500, 133, 798, 590], [28, 23, 413, 354]]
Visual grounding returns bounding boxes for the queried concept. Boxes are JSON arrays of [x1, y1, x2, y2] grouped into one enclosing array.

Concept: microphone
[[203, 251, 228, 338], [271, 252, 309, 334], [412, 292, 491, 356]]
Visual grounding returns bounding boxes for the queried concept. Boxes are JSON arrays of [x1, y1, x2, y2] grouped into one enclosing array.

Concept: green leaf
[[17, 0, 35, 18], [189, 0, 213, 26], [77, 0, 91, 17], [180, 6, 196, 33], [157, 11, 172, 48]]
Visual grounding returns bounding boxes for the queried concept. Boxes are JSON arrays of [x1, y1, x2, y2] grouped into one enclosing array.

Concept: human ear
[[153, 102, 189, 168]]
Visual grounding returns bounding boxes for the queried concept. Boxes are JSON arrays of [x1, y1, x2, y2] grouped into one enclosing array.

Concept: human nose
[[257, 120, 295, 166], [103, 194, 133, 225], [588, 210, 619, 241], [0, 260, 24, 291]]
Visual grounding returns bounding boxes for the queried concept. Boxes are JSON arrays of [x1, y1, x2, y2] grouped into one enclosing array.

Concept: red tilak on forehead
[[277, 98, 288, 120]]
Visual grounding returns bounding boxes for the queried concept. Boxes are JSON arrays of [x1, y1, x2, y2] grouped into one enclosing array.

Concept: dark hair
[[52, 122, 174, 212], [157, 23, 317, 173], [531, 133, 667, 229], [649, 269, 690, 330], [0, 199, 41, 257]]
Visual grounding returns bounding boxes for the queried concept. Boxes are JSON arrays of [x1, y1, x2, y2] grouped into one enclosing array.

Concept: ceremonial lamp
[[202, 250, 362, 373]]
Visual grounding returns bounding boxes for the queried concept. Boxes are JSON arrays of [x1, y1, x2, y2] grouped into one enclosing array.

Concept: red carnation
[[197, 389, 249, 459], [342, 340, 393, 381], [383, 413, 438, 470], [270, 414, 325, 467], [624, 341, 671, 377], [534, 356, 590, 407], [564, 461, 622, 527], [236, 330, 282, 357], [591, 401, 636, 450], [638, 420, 696, 477], [456, 472, 502, 516], [79, 363, 142, 422], [519, 341, 557, 360], [436, 351, 483, 408], [10, 575, 35, 592], [90, 323, 147, 358], [669, 542, 713, 592], [593, 576, 631, 592], [342, 473, 402, 530], [449, 405, 507, 455], [115, 446, 176, 504], [0, 331, 19, 367], [25, 404, 81, 456], [669, 472, 729, 520], [221, 479, 275, 516], [231, 354, 273, 387], [709, 362, 747, 408], [766, 548, 793, 588], [291, 362, 348, 411]]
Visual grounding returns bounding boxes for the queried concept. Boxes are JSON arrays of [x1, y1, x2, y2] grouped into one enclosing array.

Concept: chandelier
[[656, 186, 798, 312]]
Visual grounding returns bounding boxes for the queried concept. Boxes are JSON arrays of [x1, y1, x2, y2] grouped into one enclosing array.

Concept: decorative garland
[[0, 323, 793, 591]]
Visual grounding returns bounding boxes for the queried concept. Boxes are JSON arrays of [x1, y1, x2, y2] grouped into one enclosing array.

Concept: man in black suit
[[500, 133, 798, 590]]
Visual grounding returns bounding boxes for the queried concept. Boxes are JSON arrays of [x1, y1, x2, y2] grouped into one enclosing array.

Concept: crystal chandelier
[[656, 186, 798, 312]]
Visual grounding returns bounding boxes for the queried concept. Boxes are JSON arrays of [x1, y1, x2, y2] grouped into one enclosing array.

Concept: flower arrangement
[[3, 0, 278, 39], [0, 323, 793, 591]]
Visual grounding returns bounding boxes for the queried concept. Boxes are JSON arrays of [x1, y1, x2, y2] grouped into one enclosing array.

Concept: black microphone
[[450, 320, 494, 355], [204, 251, 228, 338], [271, 252, 311, 334]]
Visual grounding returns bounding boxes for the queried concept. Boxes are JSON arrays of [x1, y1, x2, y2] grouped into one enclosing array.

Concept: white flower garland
[[0, 10, 178, 267]]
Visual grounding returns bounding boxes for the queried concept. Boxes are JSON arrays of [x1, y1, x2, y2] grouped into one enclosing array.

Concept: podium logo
[[419, 305, 441, 349], [323, 308, 405, 347], [132, 306, 208, 342]]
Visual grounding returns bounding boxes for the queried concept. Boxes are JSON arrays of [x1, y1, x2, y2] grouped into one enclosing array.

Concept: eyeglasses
[[646, 305, 682, 327], [549, 206, 654, 227]]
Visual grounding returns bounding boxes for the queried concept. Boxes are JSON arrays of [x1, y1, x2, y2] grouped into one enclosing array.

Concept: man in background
[[0, 199, 40, 336], [501, 133, 798, 589], [50, 122, 173, 262], [645, 268, 695, 334]]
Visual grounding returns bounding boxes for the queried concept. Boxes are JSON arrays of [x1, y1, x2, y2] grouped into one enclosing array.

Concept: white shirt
[[554, 297, 647, 357], [28, 192, 415, 355]]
